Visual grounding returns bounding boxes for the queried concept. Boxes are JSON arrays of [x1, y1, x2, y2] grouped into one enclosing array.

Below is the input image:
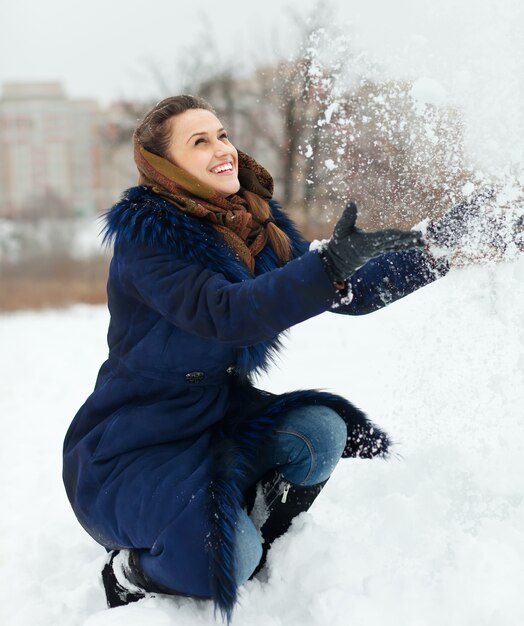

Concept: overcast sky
[[1, 0, 520, 102], [1, 0, 523, 173]]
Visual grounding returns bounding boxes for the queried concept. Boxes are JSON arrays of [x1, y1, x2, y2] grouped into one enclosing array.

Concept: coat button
[[226, 365, 239, 376], [185, 371, 204, 383]]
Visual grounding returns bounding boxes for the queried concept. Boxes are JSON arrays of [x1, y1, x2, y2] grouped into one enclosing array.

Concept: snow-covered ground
[[1, 256, 523, 626]]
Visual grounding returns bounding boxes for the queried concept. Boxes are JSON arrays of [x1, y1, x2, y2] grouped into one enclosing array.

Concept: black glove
[[319, 202, 426, 284]]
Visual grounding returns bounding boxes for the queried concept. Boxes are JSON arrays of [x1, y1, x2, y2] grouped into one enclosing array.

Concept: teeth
[[212, 163, 233, 174]]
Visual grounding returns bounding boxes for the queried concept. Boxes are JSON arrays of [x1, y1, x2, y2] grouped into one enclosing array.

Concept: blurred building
[[0, 82, 138, 218]]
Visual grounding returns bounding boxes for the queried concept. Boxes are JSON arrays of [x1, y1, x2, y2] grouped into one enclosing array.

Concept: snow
[[0, 217, 105, 262], [410, 77, 449, 108], [71, 218, 107, 260], [1, 256, 524, 625]]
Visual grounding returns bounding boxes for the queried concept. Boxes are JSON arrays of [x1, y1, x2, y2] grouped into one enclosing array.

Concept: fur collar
[[100, 185, 309, 378]]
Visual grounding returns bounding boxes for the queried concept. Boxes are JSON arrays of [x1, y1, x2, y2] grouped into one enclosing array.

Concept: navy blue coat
[[62, 186, 447, 621]]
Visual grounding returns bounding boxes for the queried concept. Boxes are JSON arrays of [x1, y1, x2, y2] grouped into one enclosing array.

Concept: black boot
[[102, 548, 175, 608], [249, 469, 329, 578], [102, 549, 147, 608]]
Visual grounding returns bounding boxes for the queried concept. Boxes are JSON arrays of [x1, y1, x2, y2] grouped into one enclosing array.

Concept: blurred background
[[1, 0, 523, 311]]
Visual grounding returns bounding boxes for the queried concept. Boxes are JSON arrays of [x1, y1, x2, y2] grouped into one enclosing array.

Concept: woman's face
[[166, 109, 240, 197]]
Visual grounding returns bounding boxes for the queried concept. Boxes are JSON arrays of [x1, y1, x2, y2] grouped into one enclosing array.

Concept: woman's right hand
[[319, 202, 426, 284]]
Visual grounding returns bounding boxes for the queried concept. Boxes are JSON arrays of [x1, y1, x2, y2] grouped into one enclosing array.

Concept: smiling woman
[[62, 94, 456, 623], [167, 109, 240, 196], [131, 95, 293, 272]]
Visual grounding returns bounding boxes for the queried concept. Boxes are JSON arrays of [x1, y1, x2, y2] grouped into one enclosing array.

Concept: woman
[[62, 95, 457, 622]]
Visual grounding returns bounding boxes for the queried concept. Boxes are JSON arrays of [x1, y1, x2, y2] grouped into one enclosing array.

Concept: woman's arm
[[328, 248, 450, 316], [272, 201, 441, 316], [117, 242, 344, 347]]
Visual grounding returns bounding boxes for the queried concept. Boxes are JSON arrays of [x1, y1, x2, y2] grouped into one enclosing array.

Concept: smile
[[210, 162, 234, 175]]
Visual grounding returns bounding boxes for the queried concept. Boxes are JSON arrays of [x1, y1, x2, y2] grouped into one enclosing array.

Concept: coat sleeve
[[328, 248, 450, 316], [270, 200, 449, 317], [116, 242, 343, 347]]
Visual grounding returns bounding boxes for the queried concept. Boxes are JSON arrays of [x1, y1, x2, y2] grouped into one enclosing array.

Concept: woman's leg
[[238, 404, 348, 494], [126, 498, 264, 598], [103, 506, 264, 606], [232, 509, 264, 585], [238, 404, 347, 576], [104, 405, 347, 603]]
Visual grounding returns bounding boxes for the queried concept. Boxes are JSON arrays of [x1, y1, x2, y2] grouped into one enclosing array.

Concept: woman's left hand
[[423, 188, 524, 265]]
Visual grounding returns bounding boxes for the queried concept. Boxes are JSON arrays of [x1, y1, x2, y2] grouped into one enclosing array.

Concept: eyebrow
[[187, 127, 226, 144]]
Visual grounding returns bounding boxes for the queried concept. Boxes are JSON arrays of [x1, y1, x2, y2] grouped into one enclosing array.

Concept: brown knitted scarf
[[134, 141, 277, 273]]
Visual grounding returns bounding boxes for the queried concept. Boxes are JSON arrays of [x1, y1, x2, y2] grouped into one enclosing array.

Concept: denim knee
[[234, 509, 263, 585], [275, 405, 347, 486]]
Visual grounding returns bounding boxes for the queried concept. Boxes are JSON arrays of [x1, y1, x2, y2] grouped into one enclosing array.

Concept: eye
[[194, 132, 229, 146]]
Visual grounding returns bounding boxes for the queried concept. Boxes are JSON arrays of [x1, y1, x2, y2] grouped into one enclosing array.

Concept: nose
[[212, 138, 232, 157]]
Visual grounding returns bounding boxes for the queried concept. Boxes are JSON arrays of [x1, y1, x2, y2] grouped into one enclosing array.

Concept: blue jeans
[[233, 404, 347, 585]]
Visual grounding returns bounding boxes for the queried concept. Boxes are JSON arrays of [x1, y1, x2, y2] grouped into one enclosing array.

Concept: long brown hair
[[133, 95, 292, 264]]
